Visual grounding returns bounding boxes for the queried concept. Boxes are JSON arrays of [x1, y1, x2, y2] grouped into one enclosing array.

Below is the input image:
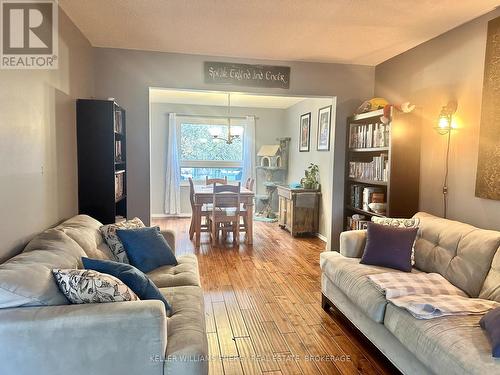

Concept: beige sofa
[[0, 215, 208, 375], [320, 212, 500, 375]]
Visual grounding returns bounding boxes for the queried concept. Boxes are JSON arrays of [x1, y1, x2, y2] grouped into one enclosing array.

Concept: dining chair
[[188, 177, 211, 240], [210, 182, 241, 245], [206, 176, 228, 185], [245, 177, 255, 191], [241, 177, 255, 233]]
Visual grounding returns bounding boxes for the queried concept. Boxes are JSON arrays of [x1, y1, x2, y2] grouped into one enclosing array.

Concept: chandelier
[[208, 93, 243, 144]]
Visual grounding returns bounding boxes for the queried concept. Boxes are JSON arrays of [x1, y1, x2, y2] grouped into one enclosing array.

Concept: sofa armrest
[[161, 230, 176, 253], [0, 300, 167, 375], [339, 230, 367, 258]]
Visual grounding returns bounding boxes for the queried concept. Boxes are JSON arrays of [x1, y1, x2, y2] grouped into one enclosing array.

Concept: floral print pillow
[[99, 217, 145, 263], [52, 269, 139, 304]]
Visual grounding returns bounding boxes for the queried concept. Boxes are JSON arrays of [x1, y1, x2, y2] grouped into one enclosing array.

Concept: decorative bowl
[[368, 202, 387, 214]]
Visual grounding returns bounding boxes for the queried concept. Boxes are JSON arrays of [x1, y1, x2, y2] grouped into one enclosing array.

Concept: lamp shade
[[208, 126, 222, 137], [231, 126, 244, 137]]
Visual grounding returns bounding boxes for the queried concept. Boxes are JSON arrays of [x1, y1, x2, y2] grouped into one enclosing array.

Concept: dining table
[[193, 184, 254, 247]]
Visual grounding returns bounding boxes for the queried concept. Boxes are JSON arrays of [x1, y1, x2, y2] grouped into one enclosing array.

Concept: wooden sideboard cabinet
[[277, 185, 321, 237]]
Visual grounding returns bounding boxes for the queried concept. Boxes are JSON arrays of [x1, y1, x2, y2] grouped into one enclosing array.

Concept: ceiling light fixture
[[208, 93, 242, 144]]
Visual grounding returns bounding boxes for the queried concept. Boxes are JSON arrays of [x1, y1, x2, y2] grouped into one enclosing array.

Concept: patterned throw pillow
[[52, 269, 139, 304], [371, 217, 420, 229], [371, 217, 420, 265], [99, 218, 145, 263]]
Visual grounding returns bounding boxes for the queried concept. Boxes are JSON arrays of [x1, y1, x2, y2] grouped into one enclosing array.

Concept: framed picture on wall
[[317, 105, 332, 151], [299, 112, 311, 152]]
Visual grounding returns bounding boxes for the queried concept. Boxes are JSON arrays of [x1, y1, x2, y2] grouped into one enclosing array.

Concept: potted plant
[[300, 163, 320, 189]]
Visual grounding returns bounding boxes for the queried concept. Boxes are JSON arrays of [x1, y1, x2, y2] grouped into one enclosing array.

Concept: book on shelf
[[349, 184, 364, 209], [349, 122, 390, 149], [114, 171, 125, 201], [349, 185, 385, 211], [115, 140, 122, 162], [114, 110, 123, 134], [349, 153, 389, 181], [346, 215, 370, 230]]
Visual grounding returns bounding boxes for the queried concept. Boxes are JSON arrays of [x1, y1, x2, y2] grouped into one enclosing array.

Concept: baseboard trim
[[151, 213, 191, 218], [316, 233, 327, 242]]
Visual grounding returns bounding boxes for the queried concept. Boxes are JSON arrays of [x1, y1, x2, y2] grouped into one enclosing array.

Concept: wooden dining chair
[[206, 176, 227, 185], [241, 177, 255, 233], [210, 182, 241, 245], [245, 177, 255, 191], [188, 177, 211, 240]]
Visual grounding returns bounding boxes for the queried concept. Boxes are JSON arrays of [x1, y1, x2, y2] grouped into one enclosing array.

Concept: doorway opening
[[148, 88, 336, 246]]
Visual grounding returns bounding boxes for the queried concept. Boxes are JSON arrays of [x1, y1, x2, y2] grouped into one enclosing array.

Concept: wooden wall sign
[[204, 61, 290, 89], [476, 16, 500, 200]]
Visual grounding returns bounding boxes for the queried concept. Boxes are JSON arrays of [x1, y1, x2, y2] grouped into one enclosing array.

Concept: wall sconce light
[[435, 101, 457, 135], [434, 100, 457, 218]]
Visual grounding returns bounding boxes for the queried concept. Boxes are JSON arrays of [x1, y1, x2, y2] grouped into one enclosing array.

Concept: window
[[178, 119, 244, 182]]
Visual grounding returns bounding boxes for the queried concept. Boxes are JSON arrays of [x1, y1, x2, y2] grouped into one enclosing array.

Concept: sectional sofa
[[0, 215, 208, 375], [320, 212, 500, 375]]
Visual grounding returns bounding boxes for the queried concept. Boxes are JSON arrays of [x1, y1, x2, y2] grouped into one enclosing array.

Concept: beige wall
[[0, 9, 94, 261], [150, 102, 287, 215], [284, 98, 336, 238], [93, 49, 374, 249], [375, 8, 500, 230]]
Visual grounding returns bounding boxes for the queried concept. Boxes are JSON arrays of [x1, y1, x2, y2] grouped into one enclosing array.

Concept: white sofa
[[0, 215, 208, 375], [320, 212, 500, 375]]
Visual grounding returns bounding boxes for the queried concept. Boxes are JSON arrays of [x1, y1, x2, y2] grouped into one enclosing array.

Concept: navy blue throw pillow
[[360, 222, 417, 272], [82, 257, 171, 313], [480, 307, 500, 358], [116, 226, 177, 273]]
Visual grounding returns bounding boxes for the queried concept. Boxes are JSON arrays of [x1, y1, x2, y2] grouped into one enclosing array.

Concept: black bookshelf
[[77, 99, 127, 224]]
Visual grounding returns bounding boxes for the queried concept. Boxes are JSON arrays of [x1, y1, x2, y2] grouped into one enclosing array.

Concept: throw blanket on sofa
[[368, 272, 499, 319]]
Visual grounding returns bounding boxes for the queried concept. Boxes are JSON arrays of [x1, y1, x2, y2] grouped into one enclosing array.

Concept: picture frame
[[299, 112, 311, 152], [317, 105, 332, 151]]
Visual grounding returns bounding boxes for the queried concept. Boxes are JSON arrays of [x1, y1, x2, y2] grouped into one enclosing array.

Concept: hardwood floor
[[153, 218, 396, 375]]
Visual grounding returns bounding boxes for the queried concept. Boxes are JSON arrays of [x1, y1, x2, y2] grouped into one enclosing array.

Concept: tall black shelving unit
[[76, 99, 127, 224]]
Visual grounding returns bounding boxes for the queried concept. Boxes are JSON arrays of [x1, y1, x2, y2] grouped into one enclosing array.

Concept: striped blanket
[[368, 272, 499, 319]]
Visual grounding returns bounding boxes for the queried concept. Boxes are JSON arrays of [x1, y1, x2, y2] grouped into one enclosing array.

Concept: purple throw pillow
[[360, 222, 418, 272], [480, 307, 500, 357]]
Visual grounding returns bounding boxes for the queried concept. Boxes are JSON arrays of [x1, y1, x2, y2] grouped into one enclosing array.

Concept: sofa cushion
[[480, 307, 500, 357], [82, 257, 171, 313], [53, 268, 139, 304], [360, 223, 417, 272], [0, 229, 86, 308], [372, 216, 420, 265], [100, 217, 145, 263], [56, 215, 115, 260], [320, 251, 420, 323], [384, 303, 500, 375], [147, 255, 200, 288], [480, 249, 500, 302], [413, 212, 500, 297], [0, 238, 85, 309], [23, 229, 86, 259], [160, 286, 208, 375], [117, 227, 177, 273]]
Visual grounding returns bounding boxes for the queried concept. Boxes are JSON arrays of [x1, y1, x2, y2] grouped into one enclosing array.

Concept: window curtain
[[164, 113, 181, 215], [241, 115, 256, 184]]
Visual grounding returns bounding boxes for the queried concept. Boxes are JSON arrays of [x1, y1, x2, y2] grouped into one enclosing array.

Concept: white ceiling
[[59, 0, 499, 65], [150, 89, 310, 109]]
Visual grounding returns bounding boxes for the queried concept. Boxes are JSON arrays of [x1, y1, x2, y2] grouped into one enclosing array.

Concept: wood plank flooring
[[153, 218, 396, 375]]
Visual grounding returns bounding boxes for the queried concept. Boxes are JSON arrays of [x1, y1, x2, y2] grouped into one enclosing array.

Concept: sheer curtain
[[164, 113, 181, 215], [241, 115, 256, 184]]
